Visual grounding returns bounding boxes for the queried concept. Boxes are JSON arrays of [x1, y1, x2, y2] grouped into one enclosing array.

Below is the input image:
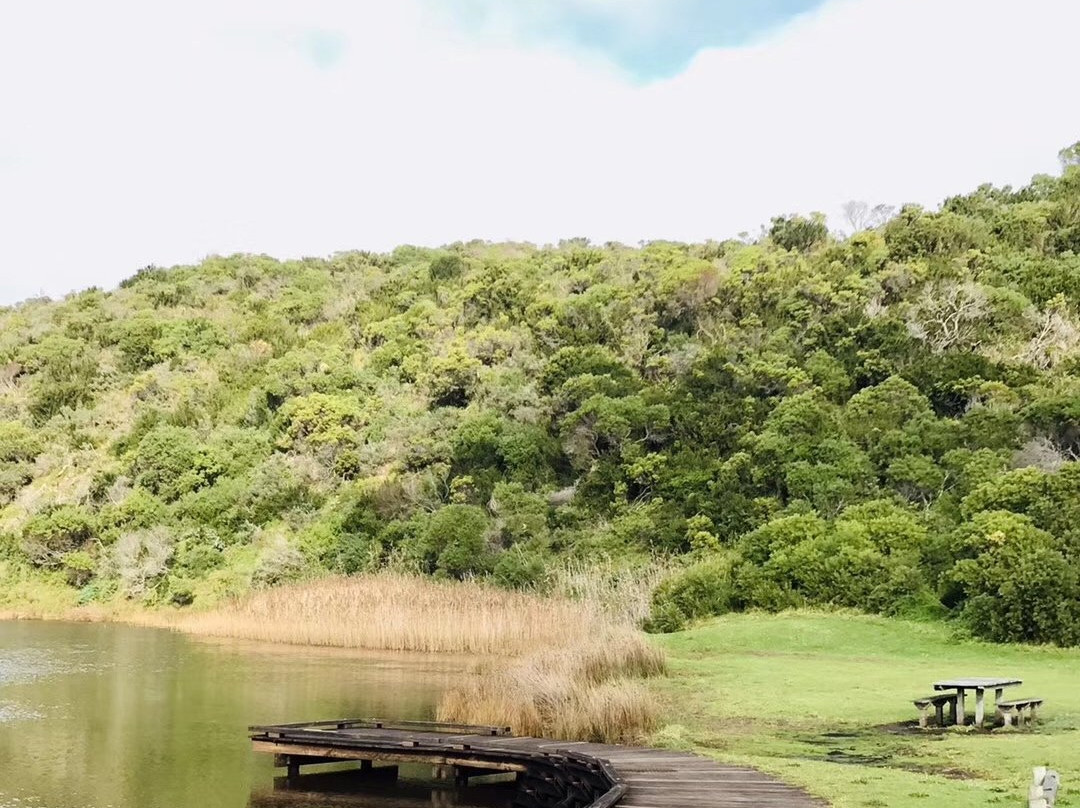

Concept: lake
[[0, 620, 509, 808]]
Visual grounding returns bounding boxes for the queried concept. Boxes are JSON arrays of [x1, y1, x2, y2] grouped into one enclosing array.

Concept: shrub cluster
[[1, 145, 1080, 645]]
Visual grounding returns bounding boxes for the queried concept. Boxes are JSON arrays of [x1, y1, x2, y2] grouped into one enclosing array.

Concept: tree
[[1059, 141, 1080, 168], [412, 505, 492, 579], [905, 281, 990, 353], [132, 426, 222, 502], [842, 201, 896, 233], [949, 510, 1080, 645], [769, 213, 829, 252]]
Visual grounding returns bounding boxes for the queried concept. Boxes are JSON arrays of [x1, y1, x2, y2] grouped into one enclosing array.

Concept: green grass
[[650, 611, 1080, 808]]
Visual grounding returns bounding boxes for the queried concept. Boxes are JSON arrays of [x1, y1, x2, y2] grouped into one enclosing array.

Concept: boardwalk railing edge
[[250, 719, 627, 808]]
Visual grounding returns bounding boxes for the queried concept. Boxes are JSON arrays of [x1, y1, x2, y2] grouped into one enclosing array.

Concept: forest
[[2, 143, 1079, 645]]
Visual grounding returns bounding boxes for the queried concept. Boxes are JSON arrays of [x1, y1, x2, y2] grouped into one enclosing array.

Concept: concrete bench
[[998, 697, 1043, 727], [914, 692, 958, 728]]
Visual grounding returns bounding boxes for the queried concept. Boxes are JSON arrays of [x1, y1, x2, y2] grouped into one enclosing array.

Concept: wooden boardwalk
[[251, 720, 825, 808]]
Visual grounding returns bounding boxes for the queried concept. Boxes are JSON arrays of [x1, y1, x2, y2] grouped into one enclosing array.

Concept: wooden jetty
[[250, 719, 825, 808]]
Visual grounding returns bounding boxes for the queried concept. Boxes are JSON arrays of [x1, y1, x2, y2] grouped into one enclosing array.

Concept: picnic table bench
[[933, 677, 1022, 726], [913, 692, 959, 728], [998, 697, 1044, 727]]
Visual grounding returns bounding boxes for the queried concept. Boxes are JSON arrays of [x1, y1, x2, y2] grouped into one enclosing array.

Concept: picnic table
[[933, 677, 1021, 725]]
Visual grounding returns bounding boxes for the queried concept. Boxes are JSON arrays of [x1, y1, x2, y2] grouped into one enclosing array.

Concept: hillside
[[2, 144, 1080, 644]]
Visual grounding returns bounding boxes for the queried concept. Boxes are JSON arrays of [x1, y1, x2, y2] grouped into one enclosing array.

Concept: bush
[[21, 505, 97, 569], [429, 253, 465, 281], [492, 547, 549, 590], [769, 213, 828, 252], [0, 463, 34, 505], [131, 425, 222, 501], [764, 523, 923, 613], [113, 527, 175, 598], [22, 335, 99, 422], [62, 550, 96, 588], [426, 348, 482, 408], [409, 505, 492, 579], [277, 393, 365, 449], [115, 315, 165, 370], [491, 482, 550, 546], [173, 530, 226, 577], [645, 554, 738, 633], [948, 510, 1080, 644], [251, 535, 307, 588], [0, 421, 40, 463]]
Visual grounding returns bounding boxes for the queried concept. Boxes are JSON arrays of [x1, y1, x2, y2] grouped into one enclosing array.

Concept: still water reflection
[[0, 621, 505, 808]]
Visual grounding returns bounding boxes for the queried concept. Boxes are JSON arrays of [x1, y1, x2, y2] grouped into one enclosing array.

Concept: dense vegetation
[[2, 144, 1080, 644]]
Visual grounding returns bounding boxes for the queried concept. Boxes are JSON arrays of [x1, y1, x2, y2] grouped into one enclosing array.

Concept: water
[[0, 621, 508, 808]]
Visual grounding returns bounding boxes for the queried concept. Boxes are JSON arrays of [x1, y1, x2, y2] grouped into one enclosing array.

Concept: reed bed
[[171, 573, 599, 656], [167, 568, 667, 743], [437, 630, 665, 743]]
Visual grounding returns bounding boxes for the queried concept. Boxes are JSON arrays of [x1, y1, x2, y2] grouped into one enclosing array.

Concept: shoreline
[[3, 574, 666, 744]]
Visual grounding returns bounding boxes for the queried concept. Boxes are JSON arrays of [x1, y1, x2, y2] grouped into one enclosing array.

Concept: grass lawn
[[650, 611, 1079, 808]]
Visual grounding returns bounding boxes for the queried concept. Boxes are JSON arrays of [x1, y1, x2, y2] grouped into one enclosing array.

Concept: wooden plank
[[250, 718, 511, 735], [252, 740, 527, 772], [250, 721, 824, 808]]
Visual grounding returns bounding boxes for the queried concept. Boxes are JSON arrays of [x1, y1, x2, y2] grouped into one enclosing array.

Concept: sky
[[1, 0, 1079, 305]]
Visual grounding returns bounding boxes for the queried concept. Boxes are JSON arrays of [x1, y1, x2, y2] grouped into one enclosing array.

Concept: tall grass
[[547, 557, 673, 627], [168, 568, 667, 743], [172, 573, 597, 655], [437, 630, 665, 743]]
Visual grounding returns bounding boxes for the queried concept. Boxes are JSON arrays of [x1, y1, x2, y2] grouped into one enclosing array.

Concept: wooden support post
[[934, 703, 945, 727], [431, 790, 458, 807], [359, 759, 373, 772], [286, 756, 300, 780]]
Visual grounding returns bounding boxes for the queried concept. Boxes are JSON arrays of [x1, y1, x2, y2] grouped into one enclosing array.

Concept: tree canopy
[[3, 143, 1080, 645]]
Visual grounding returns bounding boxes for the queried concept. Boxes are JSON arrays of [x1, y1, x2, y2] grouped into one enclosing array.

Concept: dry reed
[[170, 573, 598, 655], [437, 631, 665, 743], [164, 569, 667, 744]]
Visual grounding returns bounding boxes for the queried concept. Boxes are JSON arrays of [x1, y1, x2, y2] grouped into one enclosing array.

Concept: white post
[[974, 689, 986, 726], [956, 689, 966, 725]]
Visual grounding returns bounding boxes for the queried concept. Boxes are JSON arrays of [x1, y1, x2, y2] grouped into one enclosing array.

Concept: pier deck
[[250, 719, 825, 808]]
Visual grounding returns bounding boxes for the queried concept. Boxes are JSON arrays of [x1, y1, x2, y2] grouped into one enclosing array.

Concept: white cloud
[[1, 0, 1078, 304]]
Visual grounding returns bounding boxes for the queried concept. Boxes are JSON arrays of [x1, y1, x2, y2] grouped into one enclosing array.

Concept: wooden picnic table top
[[933, 677, 1022, 690]]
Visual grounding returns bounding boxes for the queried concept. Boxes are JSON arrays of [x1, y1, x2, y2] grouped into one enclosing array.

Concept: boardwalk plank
[[250, 721, 824, 807]]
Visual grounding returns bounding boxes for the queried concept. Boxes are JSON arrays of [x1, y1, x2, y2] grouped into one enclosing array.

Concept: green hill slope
[[2, 145, 1080, 643]]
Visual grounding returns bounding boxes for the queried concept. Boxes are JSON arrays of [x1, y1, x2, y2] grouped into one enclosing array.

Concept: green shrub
[[62, 550, 96, 588], [764, 524, 923, 613], [115, 315, 165, 370], [492, 547, 549, 590], [21, 505, 97, 569], [646, 554, 738, 633], [0, 421, 40, 463], [173, 531, 226, 577], [491, 482, 550, 546], [408, 505, 492, 579], [948, 510, 1080, 644], [131, 425, 222, 501], [251, 535, 306, 588], [22, 335, 99, 422]]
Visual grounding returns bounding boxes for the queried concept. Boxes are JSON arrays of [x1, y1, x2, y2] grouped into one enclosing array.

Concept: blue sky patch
[[297, 29, 349, 69], [435, 0, 828, 81]]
